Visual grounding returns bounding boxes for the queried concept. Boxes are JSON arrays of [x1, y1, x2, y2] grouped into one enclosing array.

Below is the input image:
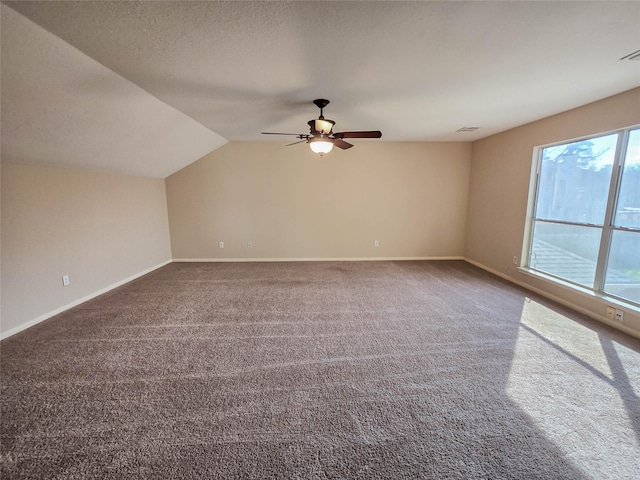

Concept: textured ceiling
[[2, 1, 639, 177], [0, 4, 227, 178]]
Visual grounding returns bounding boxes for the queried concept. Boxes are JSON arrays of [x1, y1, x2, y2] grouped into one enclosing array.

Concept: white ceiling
[[2, 1, 639, 178]]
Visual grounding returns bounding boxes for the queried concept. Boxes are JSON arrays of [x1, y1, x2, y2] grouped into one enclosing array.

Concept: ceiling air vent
[[456, 126, 479, 133], [620, 49, 640, 61]]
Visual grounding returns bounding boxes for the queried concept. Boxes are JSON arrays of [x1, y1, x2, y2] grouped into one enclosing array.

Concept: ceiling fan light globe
[[309, 139, 334, 155]]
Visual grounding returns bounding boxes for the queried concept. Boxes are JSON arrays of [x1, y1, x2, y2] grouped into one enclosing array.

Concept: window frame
[[525, 125, 640, 309]]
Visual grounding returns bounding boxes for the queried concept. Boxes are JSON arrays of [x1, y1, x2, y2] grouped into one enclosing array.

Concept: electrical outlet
[[374, 240, 379, 247], [615, 309, 624, 322], [62, 275, 70, 287], [247, 241, 252, 248], [512, 256, 518, 265], [606, 306, 616, 320], [219, 242, 224, 249]]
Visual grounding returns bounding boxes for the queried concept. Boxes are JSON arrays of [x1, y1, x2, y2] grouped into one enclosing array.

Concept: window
[[528, 126, 640, 307]]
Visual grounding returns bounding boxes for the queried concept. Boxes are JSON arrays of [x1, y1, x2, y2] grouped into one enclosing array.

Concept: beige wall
[[1, 163, 172, 336], [4, 89, 638, 339], [166, 141, 472, 260], [465, 87, 640, 337]]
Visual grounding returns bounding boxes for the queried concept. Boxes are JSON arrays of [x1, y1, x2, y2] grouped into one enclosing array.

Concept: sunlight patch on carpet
[[506, 299, 640, 479]]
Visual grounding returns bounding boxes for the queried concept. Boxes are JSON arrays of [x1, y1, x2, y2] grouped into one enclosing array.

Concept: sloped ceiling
[[0, 4, 227, 178], [2, 1, 639, 178]]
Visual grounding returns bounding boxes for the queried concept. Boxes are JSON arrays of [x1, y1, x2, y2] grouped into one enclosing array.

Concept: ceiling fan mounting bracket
[[313, 99, 330, 110]]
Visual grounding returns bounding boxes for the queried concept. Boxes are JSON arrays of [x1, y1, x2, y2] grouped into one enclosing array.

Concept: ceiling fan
[[261, 99, 382, 157]]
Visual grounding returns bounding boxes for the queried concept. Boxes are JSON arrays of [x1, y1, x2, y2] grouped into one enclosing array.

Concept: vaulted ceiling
[[2, 1, 639, 178]]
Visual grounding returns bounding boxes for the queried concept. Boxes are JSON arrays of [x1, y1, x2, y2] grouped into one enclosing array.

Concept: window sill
[[517, 266, 640, 315]]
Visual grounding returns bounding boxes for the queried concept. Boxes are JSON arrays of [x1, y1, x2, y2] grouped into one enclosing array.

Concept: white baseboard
[[172, 256, 464, 262], [463, 257, 640, 340], [1, 260, 172, 340]]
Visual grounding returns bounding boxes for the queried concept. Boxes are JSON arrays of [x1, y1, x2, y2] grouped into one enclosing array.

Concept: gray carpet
[[1, 260, 639, 479]]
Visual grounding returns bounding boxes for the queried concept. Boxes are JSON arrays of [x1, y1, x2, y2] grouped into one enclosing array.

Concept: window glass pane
[[529, 221, 602, 288], [613, 129, 640, 229], [604, 230, 640, 305], [535, 134, 617, 225]]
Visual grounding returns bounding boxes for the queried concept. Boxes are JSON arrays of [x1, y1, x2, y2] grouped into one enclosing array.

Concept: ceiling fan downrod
[[313, 98, 330, 119], [309, 99, 334, 136]]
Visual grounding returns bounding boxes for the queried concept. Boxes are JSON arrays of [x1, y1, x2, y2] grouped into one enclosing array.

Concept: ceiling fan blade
[[334, 131, 382, 139], [261, 132, 304, 136], [285, 140, 307, 146], [333, 138, 354, 150]]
